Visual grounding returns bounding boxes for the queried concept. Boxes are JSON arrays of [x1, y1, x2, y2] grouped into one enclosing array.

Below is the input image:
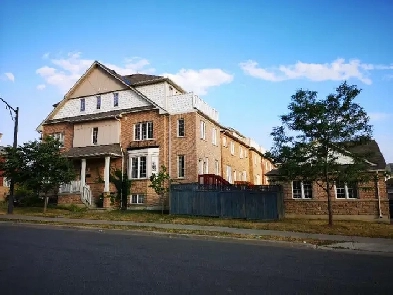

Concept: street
[[0, 224, 391, 294]]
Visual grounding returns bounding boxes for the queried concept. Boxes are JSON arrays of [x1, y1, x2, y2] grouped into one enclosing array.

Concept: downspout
[[376, 171, 383, 218], [115, 114, 124, 209]]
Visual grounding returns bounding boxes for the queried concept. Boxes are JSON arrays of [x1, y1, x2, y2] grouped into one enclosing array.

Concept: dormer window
[[96, 96, 101, 110], [80, 98, 85, 112]]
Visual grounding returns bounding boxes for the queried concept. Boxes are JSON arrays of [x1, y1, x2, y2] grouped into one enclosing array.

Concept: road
[[0, 224, 391, 294]]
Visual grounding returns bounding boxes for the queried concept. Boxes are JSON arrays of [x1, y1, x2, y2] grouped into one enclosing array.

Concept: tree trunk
[[43, 194, 49, 213], [161, 193, 164, 215]]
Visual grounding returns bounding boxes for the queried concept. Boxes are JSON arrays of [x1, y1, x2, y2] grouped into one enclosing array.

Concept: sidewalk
[[1, 214, 393, 254]]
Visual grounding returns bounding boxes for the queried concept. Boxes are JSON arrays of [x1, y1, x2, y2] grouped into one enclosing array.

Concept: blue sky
[[1, 0, 392, 162]]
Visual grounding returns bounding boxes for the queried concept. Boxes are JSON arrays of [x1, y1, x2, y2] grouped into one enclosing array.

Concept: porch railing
[[59, 180, 81, 194], [81, 185, 92, 206]]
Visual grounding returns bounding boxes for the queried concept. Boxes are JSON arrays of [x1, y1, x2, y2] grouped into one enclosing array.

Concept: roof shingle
[[64, 144, 122, 158]]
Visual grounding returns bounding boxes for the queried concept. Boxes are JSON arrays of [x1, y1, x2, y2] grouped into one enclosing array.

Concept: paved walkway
[[1, 214, 392, 254]]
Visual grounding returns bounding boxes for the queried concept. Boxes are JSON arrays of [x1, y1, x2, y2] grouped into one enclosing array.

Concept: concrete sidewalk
[[1, 214, 393, 254]]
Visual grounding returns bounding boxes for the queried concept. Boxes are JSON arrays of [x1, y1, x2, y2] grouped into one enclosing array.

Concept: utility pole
[[0, 97, 19, 214]]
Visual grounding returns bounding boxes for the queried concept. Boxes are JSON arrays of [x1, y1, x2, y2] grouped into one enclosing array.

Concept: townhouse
[[0, 146, 9, 201], [37, 61, 273, 209]]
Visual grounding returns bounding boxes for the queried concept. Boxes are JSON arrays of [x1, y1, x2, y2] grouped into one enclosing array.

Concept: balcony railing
[[129, 140, 158, 149], [59, 180, 81, 193]]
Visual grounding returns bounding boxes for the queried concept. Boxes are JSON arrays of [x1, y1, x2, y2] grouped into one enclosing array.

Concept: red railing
[[198, 174, 230, 186]]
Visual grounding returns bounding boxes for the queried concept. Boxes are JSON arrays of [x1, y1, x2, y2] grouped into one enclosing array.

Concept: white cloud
[[42, 52, 50, 59], [162, 69, 234, 95], [368, 112, 392, 121], [36, 52, 232, 95], [37, 84, 46, 90], [4, 72, 15, 82], [239, 58, 393, 85]]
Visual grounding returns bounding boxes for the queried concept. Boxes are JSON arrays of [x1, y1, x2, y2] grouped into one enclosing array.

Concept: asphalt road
[[0, 224, 392, 295]]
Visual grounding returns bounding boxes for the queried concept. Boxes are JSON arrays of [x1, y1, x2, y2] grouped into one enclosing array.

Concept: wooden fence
[[170, 183, 284, 220]]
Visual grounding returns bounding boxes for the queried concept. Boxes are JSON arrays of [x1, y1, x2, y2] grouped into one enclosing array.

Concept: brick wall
[[42, 122, 74, 151], [195, 113, 222, 179], [281, 172, 390, 220], [249, 150, 263, 185], [220, 132, 250, 183]]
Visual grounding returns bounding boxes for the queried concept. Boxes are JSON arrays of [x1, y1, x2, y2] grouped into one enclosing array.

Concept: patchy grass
[[2, 219, 336, 246], [0, 205, 392, 239]]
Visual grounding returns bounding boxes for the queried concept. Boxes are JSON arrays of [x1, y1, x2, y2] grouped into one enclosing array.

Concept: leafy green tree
[[109, 169, 131, 210], [0, 137, 76, 212], [149, 165, 171, 215], [266, 82, 374, 226]]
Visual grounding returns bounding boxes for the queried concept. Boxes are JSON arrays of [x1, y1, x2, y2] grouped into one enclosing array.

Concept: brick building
[[266, 140, 390, 221], [37, 61, 273, 209]]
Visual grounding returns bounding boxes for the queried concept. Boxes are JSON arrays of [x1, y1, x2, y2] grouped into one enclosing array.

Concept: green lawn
[[0, 204, 392, 239]]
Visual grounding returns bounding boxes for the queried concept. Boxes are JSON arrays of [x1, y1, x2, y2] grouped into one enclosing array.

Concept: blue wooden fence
[[170, 183, 284, 220]]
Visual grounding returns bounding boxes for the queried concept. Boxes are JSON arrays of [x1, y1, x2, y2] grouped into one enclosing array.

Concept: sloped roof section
[[123, 74, 164, 85], [64, 144, 122, 158], [343, 140, 386, 170]]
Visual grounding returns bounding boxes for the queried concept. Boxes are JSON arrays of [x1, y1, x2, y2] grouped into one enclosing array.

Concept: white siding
[[53, 90, 150, 120], [135, 82, 166, 109]]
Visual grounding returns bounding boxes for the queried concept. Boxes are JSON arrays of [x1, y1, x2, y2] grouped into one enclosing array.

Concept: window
[[200, 120, 206, 140], [80, 98, 85, 112], [134, 122, 154, 140], [335, 182, 358, 199], [92, 127, 98, 145], [178, 155, 185, 178], [131, 194, 145, 204], [177, 119, 185, 137], [51, 132, 64, 147], [222, 136, 227, 147], [96, 96, 101, 109], [3, 177, 10, 187], [230, 141, 235, 155], [131, 156, 147, 179], [199, 159, 204, 175], [168, 86, 174, 96], [215, 160, 219, 175], [204, 158, 209, 174], [226, 165, 232, 183], [242, 171, 247, 181], [113, 93, 119, 107], [212, 128, 217, 145], [240, 147, 244, 158], [292, 181, 313, 199], [233, 170, 237, 182]]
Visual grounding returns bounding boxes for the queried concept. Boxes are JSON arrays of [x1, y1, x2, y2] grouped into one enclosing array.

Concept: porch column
[[104, 156, 110, 192], [81, 158, 86, 189]]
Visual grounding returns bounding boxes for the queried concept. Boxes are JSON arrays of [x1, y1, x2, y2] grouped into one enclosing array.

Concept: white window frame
[[335, 182, 358, 199], [178, 155, 185, 178], [292, 181, 313, 199], [242, 171, 247, 181], [92, 127, 98, 145], [128, 148, 159, 180], [215, 160, 219, 175], [177, 119, 185, 137], [212, 128, 217, 146], [200, 120, 206, 140], [51, 132, 64, 147], [222, 136, 227, 147], [3, 177, 10, 187], [204, 158, 209, 174], [113, 93, 119, 107], [134, 122, 154, 141], [240, 147, 244, 159], [230, 141, 235, 155], [130, 194, 145, 204], [233, 170, 237, 182], [226, 165, 232, 183], [96, 95, 101, 110], [80, 98, 85, 112]]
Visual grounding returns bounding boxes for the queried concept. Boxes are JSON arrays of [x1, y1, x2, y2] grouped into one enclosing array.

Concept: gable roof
[[123, 74, 164, 85], [37, 61, 167, 131]]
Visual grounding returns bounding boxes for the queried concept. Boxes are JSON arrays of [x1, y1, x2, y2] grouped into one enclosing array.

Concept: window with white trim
[[92, 127, 98, 145], [3, 177, 10, 187], [230, 141, 235, 155], [200, 120, 206, 140], [178, 155, 185, 178], [292, 181, 313, 199], [51, 132, 64, 147], [226, 165, 232, 183], [242, 171, 247, 181], [177, 119, 185, 137], [131, 156, 147, 179], [215, 160, 219, 175], [96, 95, 101, 109], [113, 93, 119, 107], [335, 181, 358, 199], [130, 194, 145, 204], [212, 128, 217, 145], [222, 136, 227, 147], [233, 170, 237, 182], [134, 122, 154, 140], [204, 158, 209, 174], [240, 147, 244, 158], [80, 98, 85, 112]]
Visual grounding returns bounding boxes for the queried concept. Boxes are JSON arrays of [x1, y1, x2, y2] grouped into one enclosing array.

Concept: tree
[[0, 137, 76, 213], [266, 82, 373, 226], [109, 169, 131, 210], [149, 165, 171, 215]]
